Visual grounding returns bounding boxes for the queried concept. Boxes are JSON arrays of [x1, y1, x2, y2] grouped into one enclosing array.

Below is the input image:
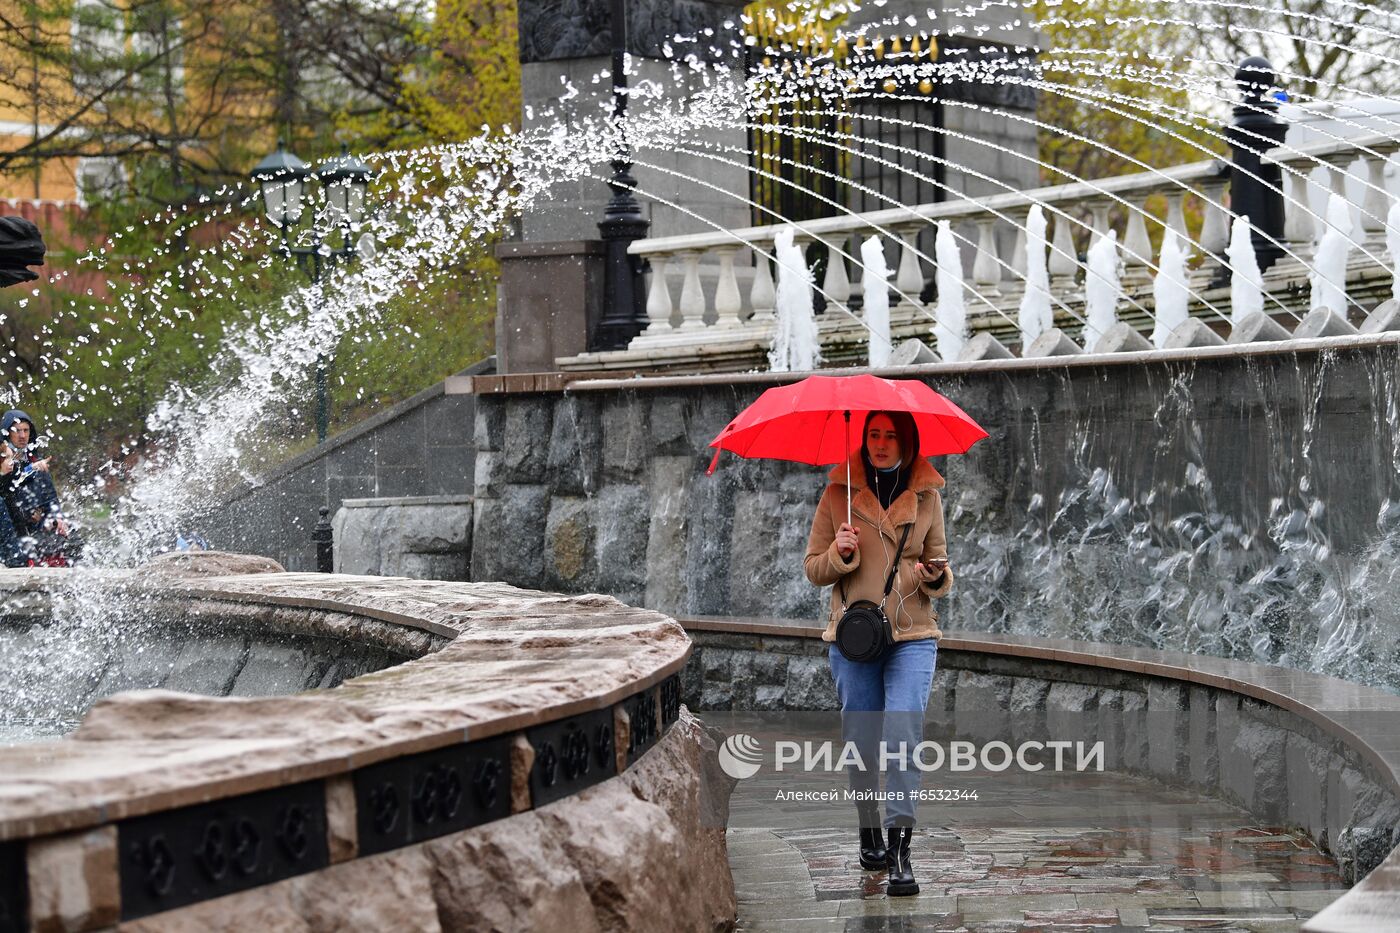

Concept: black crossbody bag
[[834, 523, 912, 663]]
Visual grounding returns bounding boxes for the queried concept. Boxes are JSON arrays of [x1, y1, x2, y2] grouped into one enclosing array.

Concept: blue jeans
[[828, 638, 938, 827]]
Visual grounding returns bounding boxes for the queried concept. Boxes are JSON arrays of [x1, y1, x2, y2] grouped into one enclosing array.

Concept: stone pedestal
[[1360, 299, 1400, 334], [516, 0, 750, 243], [889, 337, 938, 366], [1090, 322, 1154, 354], [333, 495, 474, 580], [1164, 317, 1228, 349], [1023, 328, 1082, 358], [1227, 312, 1293, 343], [1294, 308, 1360, 339], [496, 240, 606, 373], [959, 332, 1016, 361]]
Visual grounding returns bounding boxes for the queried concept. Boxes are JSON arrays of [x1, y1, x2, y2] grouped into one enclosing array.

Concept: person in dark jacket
[[0, 444, 27, 566], [1, 408, 76, 564]]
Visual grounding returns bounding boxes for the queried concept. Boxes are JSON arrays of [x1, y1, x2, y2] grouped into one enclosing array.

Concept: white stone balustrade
[[568, 132, 1400, 372]]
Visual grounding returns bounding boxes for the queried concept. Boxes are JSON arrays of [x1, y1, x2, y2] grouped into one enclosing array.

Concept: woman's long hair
[[860, 411, 920, 509], [862, 410, 919, 468]]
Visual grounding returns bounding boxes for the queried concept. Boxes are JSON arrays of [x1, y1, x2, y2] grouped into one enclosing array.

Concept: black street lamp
[[592, 0, 651, 351], [250, 141, 373, 442]]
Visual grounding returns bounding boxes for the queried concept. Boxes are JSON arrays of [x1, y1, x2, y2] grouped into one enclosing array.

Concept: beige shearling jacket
[[803, 452, 954, 642]]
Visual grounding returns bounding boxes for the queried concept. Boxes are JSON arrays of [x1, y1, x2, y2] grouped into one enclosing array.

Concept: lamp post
[[249, 140, 373, 442], [1225, 56, 1288, 273], [592, 0, 651, 351]]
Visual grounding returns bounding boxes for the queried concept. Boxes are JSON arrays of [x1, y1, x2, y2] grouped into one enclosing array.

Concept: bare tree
[[1185, 0, 1400, 101]]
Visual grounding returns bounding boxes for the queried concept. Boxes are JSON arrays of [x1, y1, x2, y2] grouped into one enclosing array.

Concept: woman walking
[[804, 410, 953, 896]]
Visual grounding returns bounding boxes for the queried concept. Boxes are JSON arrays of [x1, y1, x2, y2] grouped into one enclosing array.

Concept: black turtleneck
[[862, 450, 908, 511]]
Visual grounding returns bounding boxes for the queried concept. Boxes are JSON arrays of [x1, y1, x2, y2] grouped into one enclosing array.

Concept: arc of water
[[1151, 229, 1191, 349], [750, 118, 1126, 328], [871, 78, 1396, 319], [756, 43, 1400, 320], [1084, 231, 1122, 347], [1023, 56, 1400, 264], [859, 235, 893, 367], [648, 141, 1021, 332], [918, 49, 1400, 279], [774, 99, 1232, 325], [1018, 204, 1054, 346], [619, 152, 970, 337], [932, 221, 969, 362]]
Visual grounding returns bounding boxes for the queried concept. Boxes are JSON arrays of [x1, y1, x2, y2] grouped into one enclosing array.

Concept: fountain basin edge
[[0, 569, 731, 932]]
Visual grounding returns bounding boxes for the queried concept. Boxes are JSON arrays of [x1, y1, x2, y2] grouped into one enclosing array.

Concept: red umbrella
[[706, 374, 988, 523]]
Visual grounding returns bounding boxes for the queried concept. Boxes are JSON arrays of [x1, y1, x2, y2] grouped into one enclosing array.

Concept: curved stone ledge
[[0, 570, 716, 932], [679, 616, 1400, 927]]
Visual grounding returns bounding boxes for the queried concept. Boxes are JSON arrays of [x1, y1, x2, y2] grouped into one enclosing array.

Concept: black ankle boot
[[856, 803, 886, 870], [885, 826, 919, 896]]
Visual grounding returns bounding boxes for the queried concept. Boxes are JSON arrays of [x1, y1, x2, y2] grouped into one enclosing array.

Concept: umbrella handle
[[844, 410, 851, 527]]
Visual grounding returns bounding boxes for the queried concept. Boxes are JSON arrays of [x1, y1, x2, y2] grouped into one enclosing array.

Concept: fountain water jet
[[1018, 205, 1054, 348], [1151, 228, 1190, 348], [1312, 193, 1355, 315], [932, 220, 969, 362], [860, 235, 892, 367], [770, 226, 820, 373], [1227, 216, 1264, 325], [1084, 230, 1121, 347]]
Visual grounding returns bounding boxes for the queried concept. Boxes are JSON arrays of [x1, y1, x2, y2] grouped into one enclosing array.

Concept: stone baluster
[[677, 249, 707, 331], [1281, 169, 1315, 263], [820, 234, 851, 312], [1089, 201, 1112, 242], [713, 247, 743, 328], [1048, 209, 1079, 290], [972, 217, 1002, 298], [791, 234, 818, 316], [642, 254, 674, 335], [1121, 194, 1153, 285], [1328, 158, 1358, 244], [1304, 164, 1331, 244], [894, 223, 925, 309], [749, 248, 776, 324], [1006, 206, 1031, 295], [1165, 191, 1188, 242], [1199, 179, 1230, 259], [1361, 155, 1390, 246]]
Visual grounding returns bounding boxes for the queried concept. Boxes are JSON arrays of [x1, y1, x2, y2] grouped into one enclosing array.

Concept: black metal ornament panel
[[659, 674, 681, 727], [625, 687, 661, 768], [117, 781, 328, 921], [353, 734, 512, 857], [527, 705, 617, 808], [0, 840, 26, 933]]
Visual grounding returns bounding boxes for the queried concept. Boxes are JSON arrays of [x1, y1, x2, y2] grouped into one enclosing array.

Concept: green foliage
[[1032, 0, 1219, 183], [0, 0, 515, 485]]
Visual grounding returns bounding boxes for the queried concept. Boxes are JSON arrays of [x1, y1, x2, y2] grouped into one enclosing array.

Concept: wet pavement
[[727, 772, 1350, 932]]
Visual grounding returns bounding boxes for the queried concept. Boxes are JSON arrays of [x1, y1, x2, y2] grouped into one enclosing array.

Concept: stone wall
[[681, 627, 1400, 886], [469, 338, 1400, 694], [199, 359, 491, 571], [333, 495, 474, 580]]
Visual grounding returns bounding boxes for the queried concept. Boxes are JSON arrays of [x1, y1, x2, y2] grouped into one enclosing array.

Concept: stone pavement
[[727, 772, 1350, 932]]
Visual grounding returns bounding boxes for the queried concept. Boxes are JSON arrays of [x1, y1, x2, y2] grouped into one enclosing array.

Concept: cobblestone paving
[[728, 774, 1350, 932]]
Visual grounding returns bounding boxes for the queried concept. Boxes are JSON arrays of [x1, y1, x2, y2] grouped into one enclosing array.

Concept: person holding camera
[[1, 408, 77, 564], [803, 409, 954, 897]]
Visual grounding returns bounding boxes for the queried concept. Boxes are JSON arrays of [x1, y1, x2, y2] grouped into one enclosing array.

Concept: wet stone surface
[[728, 771, 1349, 932]]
